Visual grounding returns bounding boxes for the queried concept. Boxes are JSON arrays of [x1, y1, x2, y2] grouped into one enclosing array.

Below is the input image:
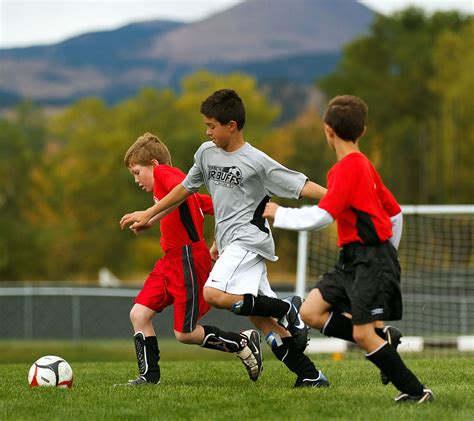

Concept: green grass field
[[0, 341, 473, 420]]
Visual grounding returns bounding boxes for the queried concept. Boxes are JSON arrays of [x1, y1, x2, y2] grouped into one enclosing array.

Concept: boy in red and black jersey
[[263, 96, 433, 403], [121, 133, 263, 386]]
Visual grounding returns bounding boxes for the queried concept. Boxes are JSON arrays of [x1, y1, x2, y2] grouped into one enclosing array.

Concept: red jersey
[[318, 152, 401, 247], [153, 165, 213, 252]]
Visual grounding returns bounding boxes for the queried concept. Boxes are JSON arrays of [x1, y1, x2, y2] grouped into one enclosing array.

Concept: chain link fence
[[0, 286, 254, 340]]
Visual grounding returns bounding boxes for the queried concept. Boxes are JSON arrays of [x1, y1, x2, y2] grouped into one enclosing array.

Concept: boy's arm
[[376, 178, 403, 249], [389, 212, 403, 249], [120, 184, 191, 230], [299, 181, 327, 200], [133, 202, 182, 233], [263, 202, 334, 231], [209, 240, 219, 262]]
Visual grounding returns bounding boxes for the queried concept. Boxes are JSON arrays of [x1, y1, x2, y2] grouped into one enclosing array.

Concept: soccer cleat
[[381, 325, 403, 385], [236, 329, 263, 381], [278, 296, 309, 352], [294, 371, 330, 388], [113, 375, 160, 386], [394, 387, 434, 404]]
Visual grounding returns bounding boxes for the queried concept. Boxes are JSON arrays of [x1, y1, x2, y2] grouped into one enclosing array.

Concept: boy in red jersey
[[263, 96, 433, 403], [122, 133, 262, 386]]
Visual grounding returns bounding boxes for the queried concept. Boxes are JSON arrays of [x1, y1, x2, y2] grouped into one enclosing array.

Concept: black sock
[[133, 332, 160, 383], [366, 343, 424, 395], [375, 327, 385, 340], [322, 311, 355, 343], [231, 294, 290, 318], [201, 325, 247, 353], [271, 337, 319, 379]]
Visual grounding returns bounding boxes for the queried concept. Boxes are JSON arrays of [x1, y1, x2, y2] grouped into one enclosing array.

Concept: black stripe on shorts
[[181, 245, 199, 333]]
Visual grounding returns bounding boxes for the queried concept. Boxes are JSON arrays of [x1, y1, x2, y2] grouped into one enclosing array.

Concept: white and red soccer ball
[[28, 355, 73, 389]]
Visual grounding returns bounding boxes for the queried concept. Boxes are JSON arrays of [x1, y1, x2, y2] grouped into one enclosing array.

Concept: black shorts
[[314, 241, 403, 325]]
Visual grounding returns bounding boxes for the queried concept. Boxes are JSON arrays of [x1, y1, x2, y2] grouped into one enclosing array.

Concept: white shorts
[[205, 244, 276, 298]]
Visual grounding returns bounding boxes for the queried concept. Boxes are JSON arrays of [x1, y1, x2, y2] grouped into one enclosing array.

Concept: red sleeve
[[318, 162, 354, 219], [370, 165, 401, 216], [196, 193, 214, 215], [378, 184, 401, 216]]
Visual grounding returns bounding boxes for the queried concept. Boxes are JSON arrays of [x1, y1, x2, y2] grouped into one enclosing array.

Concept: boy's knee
[[130, 305, 150, 327], [203, 287, 214, 304], [352, 327, 369, 346], [203, 287, 227, 309], [129, 307, 140, 324], [174, 331, 193, 344], [300, 305, 323, 329]]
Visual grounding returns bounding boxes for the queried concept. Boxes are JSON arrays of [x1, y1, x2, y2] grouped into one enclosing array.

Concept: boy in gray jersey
[[120, 89, 328, 388]]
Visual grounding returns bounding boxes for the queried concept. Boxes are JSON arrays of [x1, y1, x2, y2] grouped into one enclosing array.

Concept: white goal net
[[299, 205, 474, 352]]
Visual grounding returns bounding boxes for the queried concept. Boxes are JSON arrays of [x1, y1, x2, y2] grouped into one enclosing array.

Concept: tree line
[[1, 9, 472, 281]]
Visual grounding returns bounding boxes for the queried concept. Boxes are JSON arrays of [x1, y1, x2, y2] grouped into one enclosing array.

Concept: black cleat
[[381, 325, 403, 385], [394, 387, 434, 404], [294, 371, 330, 388], [116, 375, 160, 386], [236, 330, 263, 381], [278, 296, 309, 352]]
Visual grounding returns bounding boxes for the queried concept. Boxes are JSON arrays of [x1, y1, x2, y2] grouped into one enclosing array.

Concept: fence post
[[460, 297, 468, 334], [72, 290, 81, 341], [24, 285, 33, 340], [295, 230, 308, 298]]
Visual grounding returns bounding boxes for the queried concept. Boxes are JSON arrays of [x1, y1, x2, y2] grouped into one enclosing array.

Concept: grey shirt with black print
[[182, 141, 307, 261]]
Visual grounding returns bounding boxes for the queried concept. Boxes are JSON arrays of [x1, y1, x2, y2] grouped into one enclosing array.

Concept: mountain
[[0, 21, 184, 105], [144, 0, 373, 64], [0, 0, 373, 107]]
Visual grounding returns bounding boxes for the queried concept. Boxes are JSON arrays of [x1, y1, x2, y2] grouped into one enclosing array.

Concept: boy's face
[[203, 116, 234, 149], [129, 163, 155, 193]]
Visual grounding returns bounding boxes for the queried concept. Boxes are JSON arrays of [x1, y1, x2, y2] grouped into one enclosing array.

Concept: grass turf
[[0, 341, 473, 420]]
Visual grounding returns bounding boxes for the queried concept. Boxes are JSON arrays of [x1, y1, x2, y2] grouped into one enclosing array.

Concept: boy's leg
[[205, 288, 308, 349], [174, 325, 263, 381], [174, 243, 264, 381], [353, 323, 433, 403], [204, 287, 290, 318], [300, 288, 334, 330], [128, 304, 161, 385], [250, 316, 329, 388], [203, 244, 292, 319], [375, 323, 403, 385], [307, 295, 402, 356], [125, 257, 172, 386], [303, 286, 404, 387], [203, 245, 308, 348]]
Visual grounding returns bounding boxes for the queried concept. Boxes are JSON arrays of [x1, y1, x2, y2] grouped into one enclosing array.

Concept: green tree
[[4, 72, 280, 280], [430, 19, 474, 202], [318, 8, 469, 203], [0, 102, 48, 279]]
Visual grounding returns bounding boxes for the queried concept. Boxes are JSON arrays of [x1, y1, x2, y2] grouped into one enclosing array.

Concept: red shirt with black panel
[[318, 152, 401, 247], [153, 164, 213, 252], [134, 164, 214, 334]]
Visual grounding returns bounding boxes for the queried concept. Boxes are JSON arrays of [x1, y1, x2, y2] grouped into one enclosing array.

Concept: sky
[[0, 0, 473, 49]]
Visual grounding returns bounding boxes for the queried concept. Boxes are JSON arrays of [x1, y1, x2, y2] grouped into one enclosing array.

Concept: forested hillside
[[1, 10, 472, 281]]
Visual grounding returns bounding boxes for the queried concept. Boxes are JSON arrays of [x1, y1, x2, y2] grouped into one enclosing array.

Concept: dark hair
[[200, 89, 246, 130], [323, 95, 368, 142]]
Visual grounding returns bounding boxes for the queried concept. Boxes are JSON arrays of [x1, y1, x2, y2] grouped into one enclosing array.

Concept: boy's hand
[[209, 241, 219, 262], [130, 221, 155, 235], [120, 210, 152, 230], [263, 202, 280, 220]]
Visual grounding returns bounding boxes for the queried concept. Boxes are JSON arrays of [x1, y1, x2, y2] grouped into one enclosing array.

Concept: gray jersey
[[182, 141, 307, 261]]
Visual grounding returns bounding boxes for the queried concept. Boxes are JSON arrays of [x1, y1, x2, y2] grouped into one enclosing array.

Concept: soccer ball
[[28, 355, 74, 389]]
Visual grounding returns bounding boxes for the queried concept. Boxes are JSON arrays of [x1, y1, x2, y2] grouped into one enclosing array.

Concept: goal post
[[296, 205, 474, 352]]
